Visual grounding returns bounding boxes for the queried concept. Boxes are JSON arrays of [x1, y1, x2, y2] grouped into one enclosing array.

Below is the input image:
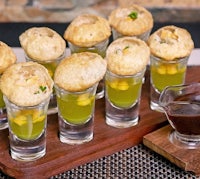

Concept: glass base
[[0, 108, 8, 130], [106, 116, 139, 128], [0, 120, 8, 130], [9, 131, 46, 161], [10, 148, 46, 161], [150, 84, 164, 112], [150, 101, 164, 113], [60, 133, 93, 145], [105, 98, 140, 128], [58, 115, 94, 145], [169, 130, 200, 149], [47, 107, 58, 115]]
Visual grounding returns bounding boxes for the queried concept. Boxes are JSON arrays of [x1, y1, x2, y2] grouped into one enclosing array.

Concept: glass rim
[[24, 50, 66, 63], [159, 82, 200, 107], [3, 95, 50, 109], [161, 82, 200, 93], [112, 27, 152, 37], [150, 54, 189, 64], [106, 67, 146, 78], [68, 38, 109, 48], [54, 83, 98, 95]]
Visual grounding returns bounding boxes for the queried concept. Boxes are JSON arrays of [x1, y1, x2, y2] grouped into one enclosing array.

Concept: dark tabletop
[[0, 22, 200, 48]]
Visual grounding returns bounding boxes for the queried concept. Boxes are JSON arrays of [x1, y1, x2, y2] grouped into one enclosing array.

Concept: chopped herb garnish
[[124, 46, 129, 50], [128, 11, 138, 19], [34, 86, 47, 94], [39, 86, 47, 92]]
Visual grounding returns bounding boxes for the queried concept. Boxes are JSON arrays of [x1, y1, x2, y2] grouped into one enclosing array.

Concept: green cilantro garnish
[[124, 46, 129, 50], [128, 11, 138, 19], [34, 86, 47, 94], [39, 86, 47, 92]]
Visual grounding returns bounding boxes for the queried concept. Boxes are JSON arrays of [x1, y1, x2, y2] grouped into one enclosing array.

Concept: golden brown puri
[[108, 4, 153, 36], [19, 27, 66, 61], [147, 25, 194, 60], [64, 14, 111, 47], [0, 41, 17, 74], [54, 52, 107, 92], [106, 37, 150, 76], [0, 62, 54, 106]]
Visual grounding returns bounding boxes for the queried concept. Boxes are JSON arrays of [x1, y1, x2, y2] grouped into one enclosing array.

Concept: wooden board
[[0, 66, 199, 179], [143, 125, 200, 176]]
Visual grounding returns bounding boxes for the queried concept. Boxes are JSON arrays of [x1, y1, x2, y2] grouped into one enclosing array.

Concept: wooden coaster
[[143, 125, 200, 176]]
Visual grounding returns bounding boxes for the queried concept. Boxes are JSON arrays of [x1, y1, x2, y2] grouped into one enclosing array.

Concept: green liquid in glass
[[151, 64, 186, 92], [9, 109, 45, 140], [57, 93, 95, 125], [42, 61, 58, 79], [106, 78, 142, 108]]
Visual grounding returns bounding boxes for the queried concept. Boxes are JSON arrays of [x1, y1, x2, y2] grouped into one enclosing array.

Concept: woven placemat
[[1, 144, 196, 179]]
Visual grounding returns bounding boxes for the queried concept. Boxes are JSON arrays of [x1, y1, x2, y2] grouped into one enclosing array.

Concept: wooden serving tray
[[143, 125, 200, 176], [0, 66, 199, 179]]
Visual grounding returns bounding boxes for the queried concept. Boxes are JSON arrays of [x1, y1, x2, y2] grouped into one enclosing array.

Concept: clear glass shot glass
[[159, 83, 200, 149], [55, 83, 97, 145], [105, 68, 146, 128], [4, 95, 50, 161], [68, 39, 109, 58], [68, 39, 109, 100], [0, 89, 7, 130], [112, 28, 152, 42], [25, 52, 65, 114], [150, 55, 188, 112]]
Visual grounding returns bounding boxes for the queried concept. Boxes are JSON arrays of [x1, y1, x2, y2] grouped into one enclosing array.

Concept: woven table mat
[[1, 144, 196, 179]]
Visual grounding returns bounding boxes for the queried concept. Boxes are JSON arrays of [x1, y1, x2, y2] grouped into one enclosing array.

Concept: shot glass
[[64, 14, 111, 100], [68, 39, 109, 58], [25, 52, 65, 114], [4, 95, 50, 161], [112, 28, 151, 42], [0, 41, 17, 130], [105, 68, 146, 128], [108, 5, 153, 41], [55, 83, 97, 144], [159, 83, 200, 149], [150, 55, 188, 112], [68, 39, 109, 100], [20, 27, 66, 114], [0, 89, 7, 130]]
